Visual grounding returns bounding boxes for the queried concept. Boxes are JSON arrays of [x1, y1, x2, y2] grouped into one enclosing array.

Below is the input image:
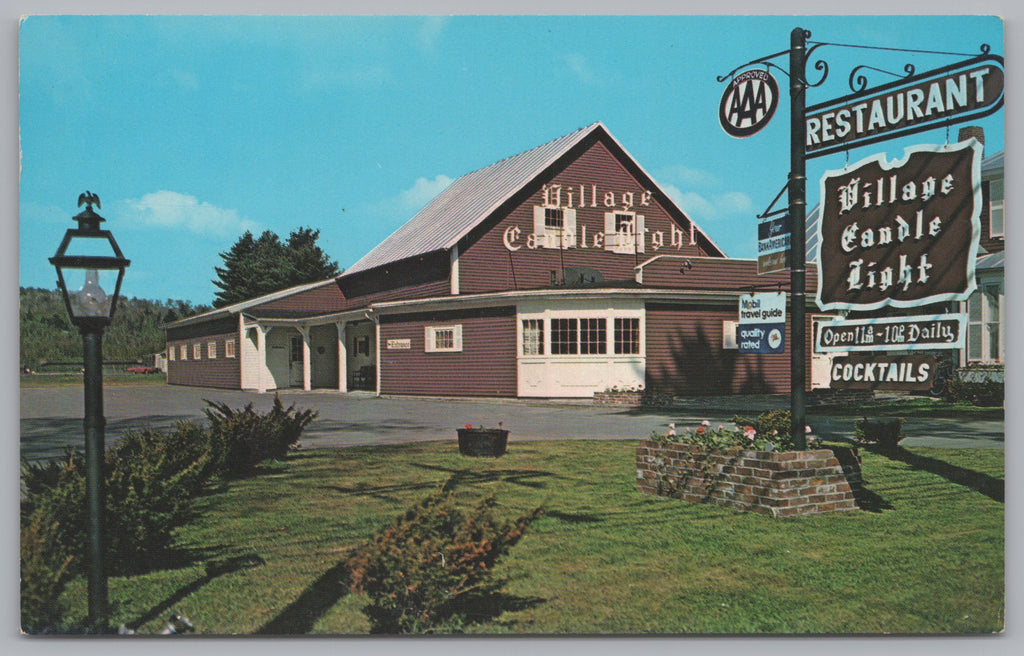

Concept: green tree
[[211, 228, 340, 308]]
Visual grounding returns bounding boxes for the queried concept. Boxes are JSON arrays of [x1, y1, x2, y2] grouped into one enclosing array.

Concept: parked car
[[126, 366, 160, 374]]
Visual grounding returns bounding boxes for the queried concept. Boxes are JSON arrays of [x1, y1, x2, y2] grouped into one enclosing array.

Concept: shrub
[[946, 374, 1004, 407], [855, 417, 905, 451], [347, 479, 542, 634], [204, 395, 317, 478]]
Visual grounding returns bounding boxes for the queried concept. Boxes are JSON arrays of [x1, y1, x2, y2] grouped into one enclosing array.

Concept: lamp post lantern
[[49, 192, 130, 631]]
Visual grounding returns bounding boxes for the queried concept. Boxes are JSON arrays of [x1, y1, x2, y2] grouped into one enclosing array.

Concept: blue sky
[[18, 13, 1005, 306]]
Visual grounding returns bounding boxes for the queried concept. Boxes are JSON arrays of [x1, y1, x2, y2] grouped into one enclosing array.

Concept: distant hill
[[19, 287, 211, 369]]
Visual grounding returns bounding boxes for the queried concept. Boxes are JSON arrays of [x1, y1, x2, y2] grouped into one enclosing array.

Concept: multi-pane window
[[967, 282, 1003, 363], [522, 319, 544, 355], [180, 344, 188, 360], [225, 339, 236, 358], [193, 343, 202, 360], [580, 318, 607, 354], [168, 346, 176, 361], [425, 325, 462, 352], [544, 207, 564, 230], [550, 318, 579, 355], [614, 318, 641, 354], [207, 341, 217, 359], [988, 178, 1004, 237]]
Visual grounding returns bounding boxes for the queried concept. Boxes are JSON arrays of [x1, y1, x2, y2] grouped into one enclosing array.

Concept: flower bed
[[636, 441, 862, 517]]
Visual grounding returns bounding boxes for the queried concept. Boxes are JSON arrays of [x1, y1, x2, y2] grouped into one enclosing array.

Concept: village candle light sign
[[815, 140, 982, 311]]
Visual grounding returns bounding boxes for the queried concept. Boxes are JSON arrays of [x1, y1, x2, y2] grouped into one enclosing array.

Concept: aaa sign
[[815, 140, 982, 311]]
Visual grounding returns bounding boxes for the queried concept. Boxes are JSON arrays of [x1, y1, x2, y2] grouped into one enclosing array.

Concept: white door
[[288, 335, 304, 388], [810, 316, 837, 389]]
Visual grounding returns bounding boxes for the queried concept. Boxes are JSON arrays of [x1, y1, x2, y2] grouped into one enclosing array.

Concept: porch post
[[336, 321, 348, 392], [298, 325, 312, 392], [256, 325, 268, 393]]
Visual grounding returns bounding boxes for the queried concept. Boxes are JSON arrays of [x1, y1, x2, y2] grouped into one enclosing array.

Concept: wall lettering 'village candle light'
[[502, 182, 697, 252]]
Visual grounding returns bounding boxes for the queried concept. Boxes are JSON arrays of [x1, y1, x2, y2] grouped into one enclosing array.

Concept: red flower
[[465, 423, 473, 430]]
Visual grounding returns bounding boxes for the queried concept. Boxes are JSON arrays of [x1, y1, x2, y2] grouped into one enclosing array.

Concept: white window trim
[[604, 211, 645, 254], [425, 325, 463, 353], [168, 346, 176, 361], [966, 281, 1004, 363], [518, 306, 645, 359], [723, 320, 739, 350], [533, 205, 577, 249], [180, 344, 188, 361], [193, 343, 202, 360], [988, 178, 1004, 238], [208, 341, 217, 359], [225, 338, 237, 358]]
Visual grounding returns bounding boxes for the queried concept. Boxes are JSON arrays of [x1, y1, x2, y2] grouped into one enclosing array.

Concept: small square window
[[425, 325, 462, 352]]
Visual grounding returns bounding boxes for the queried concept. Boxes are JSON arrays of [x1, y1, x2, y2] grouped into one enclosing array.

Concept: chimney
[[958, 126, 985, 154]]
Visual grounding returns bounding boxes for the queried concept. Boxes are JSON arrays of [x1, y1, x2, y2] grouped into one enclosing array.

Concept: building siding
[[379, 307, 517, 397], [458, 140, 713, 295], [645, 302, 792, 395], [167, 329, 241, 389]]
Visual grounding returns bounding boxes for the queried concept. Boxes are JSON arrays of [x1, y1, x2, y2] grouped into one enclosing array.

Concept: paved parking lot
[[20, 384, 1004, 461]]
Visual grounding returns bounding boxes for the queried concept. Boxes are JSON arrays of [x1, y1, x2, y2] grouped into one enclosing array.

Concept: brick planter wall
[[636, 441, 863, 517], [593, 391, 644, 406]]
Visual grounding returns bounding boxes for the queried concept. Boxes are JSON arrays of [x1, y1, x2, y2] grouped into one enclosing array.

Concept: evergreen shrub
[[346, 479, 542, 634]]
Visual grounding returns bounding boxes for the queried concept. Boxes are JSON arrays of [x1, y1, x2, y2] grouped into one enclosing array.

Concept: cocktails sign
[[815, 139, 982, 311]]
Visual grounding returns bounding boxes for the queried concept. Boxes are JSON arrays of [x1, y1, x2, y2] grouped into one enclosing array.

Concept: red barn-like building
[[165, 123, 826, 397]]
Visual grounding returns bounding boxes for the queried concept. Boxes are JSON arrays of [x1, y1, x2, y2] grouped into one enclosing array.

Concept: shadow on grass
[[127, 553, 265, 632], [869, 445, 1005, 503], [256, 559, 351, 635], [324, 465, 557, 503]]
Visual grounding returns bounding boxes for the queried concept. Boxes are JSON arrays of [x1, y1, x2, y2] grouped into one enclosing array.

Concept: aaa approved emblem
[[719, 69, 780, 138]]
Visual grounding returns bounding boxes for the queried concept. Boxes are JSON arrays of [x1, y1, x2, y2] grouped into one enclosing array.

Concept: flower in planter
[[744, 426, 756, 441], [667, 423, 676, 437]]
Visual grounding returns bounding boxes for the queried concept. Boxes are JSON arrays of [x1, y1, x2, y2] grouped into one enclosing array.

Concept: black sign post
[[788, 28, 809, 449]]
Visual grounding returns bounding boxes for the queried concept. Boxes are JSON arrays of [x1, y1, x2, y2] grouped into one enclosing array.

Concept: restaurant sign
[[805, 55, 1004, 159], [830, 354, 937, 391], [815, 314, 965, 353], [815, 139, 982, 311]]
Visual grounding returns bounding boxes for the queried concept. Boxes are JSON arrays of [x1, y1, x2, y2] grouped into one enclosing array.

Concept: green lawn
[[20, 372, 167, 387], [59, 440, 1004, 635]]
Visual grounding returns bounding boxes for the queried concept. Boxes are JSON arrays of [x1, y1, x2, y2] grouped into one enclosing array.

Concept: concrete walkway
[[19, 385, 1004, 461]]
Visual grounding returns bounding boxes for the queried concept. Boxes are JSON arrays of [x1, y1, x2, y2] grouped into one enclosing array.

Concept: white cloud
[[564, 53, 594, 83], [663, 186, 755, 223], [655, 164, 721, 189], [398, 175, 454, 211], [126, 191, 258, 237]]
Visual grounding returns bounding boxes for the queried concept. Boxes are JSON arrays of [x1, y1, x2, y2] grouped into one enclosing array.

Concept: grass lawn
[[21, 372, 168, 387], [57, 440, 1004, 635]]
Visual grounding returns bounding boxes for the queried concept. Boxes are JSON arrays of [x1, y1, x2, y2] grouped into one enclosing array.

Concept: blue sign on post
[[737, 323, 785, 354]]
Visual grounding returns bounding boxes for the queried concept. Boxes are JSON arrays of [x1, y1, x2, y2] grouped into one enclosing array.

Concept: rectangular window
[[193, 343, 202, 360], [522, 319, 544, 355], [580, 318, 607, 354], [180, 344, 188, 361], [550, 318, 578, 355], [207, 341, 217, 359], [988, 179, 1004, 238], [168, 346, 176, 362], [967, 282, 1003, 363], [604, 211, 645, 254], [425, 325, 463, 352], [615, 318, 641, 354], [544, 207, 564, 229], [225, 339, 236, 358], [722, 320, 738, 350]]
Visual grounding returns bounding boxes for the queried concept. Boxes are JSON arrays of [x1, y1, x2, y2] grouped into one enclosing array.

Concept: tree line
[[21, 226, 340, 368]]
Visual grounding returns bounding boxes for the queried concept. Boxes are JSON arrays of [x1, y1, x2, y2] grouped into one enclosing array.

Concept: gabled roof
[[344, 122, 724, 276], [164, 277, 339, 329]]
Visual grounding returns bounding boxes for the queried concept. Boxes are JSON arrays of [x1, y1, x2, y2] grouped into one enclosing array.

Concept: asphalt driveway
[[20, 384, 1004, 461]]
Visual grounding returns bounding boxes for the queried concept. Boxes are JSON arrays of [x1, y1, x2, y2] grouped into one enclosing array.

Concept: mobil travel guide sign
[[737, 292, 785, 354], [815, 139, 983, 311]]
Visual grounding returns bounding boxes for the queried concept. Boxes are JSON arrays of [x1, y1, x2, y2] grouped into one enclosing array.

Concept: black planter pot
[[457, 429, 509, 457]]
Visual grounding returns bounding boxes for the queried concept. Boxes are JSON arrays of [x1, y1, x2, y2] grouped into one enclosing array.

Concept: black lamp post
[[49, 192, 130, 631]]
